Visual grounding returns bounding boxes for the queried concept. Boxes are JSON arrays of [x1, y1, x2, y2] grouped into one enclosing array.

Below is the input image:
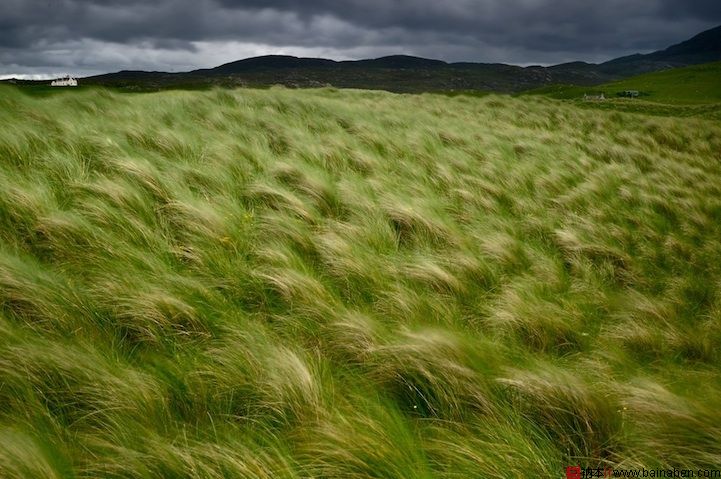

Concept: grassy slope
[[525, 62, 721, 118], [527, 62, 721, 103], [1, 85, 721, 478], [599, 61, 721, 104]]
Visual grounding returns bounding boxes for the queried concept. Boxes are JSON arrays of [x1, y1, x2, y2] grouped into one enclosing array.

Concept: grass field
[[1, 84, 721, 478], [525, 62, 721, 119]]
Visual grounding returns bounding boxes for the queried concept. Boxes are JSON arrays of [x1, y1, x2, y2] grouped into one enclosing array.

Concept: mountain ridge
[[72, 24, 721, 92]]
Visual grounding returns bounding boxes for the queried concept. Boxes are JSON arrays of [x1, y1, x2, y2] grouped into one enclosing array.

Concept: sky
[[1, 0, 720, 79]]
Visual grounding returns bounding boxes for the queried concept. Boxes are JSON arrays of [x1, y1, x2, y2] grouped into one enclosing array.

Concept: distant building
[[620, 90, 640, 98], [583, 93, 605, 101], [51, 76, 78, 87]]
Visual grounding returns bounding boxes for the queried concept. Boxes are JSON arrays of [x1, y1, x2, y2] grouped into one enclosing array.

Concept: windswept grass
[[1, 84, 721, 477]]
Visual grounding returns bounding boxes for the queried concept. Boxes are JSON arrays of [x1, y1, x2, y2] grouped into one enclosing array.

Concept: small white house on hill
[[51, 76, 78, 87]]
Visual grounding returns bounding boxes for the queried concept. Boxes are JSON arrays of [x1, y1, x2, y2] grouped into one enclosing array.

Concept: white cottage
[[51, 76, 78, 87]]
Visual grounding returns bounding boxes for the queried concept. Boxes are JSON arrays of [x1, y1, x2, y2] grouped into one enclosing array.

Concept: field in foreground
[[1, 85, 721, 478]]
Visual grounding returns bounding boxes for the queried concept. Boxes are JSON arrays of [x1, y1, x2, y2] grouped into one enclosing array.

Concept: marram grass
[[1, 85, 721, 478]]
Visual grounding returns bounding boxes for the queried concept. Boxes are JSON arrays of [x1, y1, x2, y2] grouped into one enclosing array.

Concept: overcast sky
[[1, 0, 720, 78]]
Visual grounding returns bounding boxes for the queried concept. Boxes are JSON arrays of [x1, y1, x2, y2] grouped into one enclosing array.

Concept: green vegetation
[[526, 62, 721, 118], [1, 84, 721, 478], [600, 61, 721, 104]]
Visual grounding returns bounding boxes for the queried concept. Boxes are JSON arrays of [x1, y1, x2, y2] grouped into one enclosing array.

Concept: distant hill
[[197, 56, 338, 75], [599, 25, 721, 76], [201, 54, 449, 74], [53, 24, 721, 93], [182, 55, 558, 93]]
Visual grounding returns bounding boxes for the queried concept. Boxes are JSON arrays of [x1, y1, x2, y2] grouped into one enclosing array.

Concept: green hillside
[[1, 85, 721, 478], [528, 61, 721, 105]]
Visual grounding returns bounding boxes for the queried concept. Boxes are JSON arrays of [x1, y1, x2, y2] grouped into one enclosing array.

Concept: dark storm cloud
[[1, 0, 720, 76]]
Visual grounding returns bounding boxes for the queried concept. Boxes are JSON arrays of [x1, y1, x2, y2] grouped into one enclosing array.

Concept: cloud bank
[[1, 0, 720, 76]]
